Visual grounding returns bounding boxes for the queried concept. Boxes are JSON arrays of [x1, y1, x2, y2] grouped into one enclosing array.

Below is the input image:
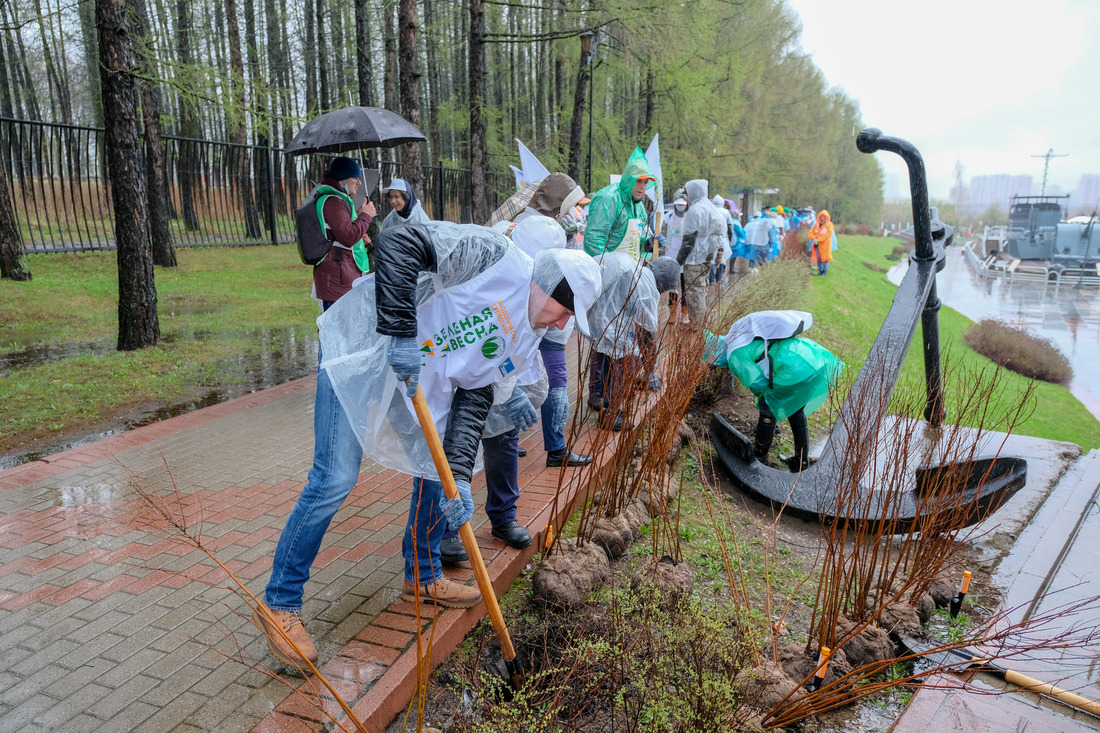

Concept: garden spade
[[900, 635, 1100, 716], [408, 383, 526, 689]]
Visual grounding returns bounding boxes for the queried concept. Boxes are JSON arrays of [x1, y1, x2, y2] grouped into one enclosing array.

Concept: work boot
[[783, 454, 811, 473], [491, 520, 532, 549], [253, 602, 319, 668], [401, 577, 482, 608], [440, 535, 468, 566], [546, 449, 593, 468], [586, 394, 605, 412], [517, 446, 528, 458], [599, 410, 625, 432]]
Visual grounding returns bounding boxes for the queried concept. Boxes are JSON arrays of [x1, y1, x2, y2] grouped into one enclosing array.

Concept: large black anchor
[[710, 129, 1027, 532]]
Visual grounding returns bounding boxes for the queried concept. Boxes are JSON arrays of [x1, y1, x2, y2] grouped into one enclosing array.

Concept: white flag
[[516, 138, 550, 184], [509, 165, 525, 190], [644, 133, 663, 212]]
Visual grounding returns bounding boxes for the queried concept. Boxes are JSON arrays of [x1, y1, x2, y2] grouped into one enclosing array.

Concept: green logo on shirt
[[481, 335, 505, 359]]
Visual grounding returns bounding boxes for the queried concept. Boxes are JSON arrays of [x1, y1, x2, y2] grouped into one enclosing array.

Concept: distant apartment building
[[1075, 174, 1100, 213], [962, 174, 1033, 211]]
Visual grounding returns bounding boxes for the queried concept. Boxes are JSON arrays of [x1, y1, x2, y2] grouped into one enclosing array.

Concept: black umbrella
[[285, 106, 426, 155]]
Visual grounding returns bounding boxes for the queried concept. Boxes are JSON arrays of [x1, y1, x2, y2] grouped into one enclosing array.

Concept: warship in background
[[966, 195, 1100, 285]]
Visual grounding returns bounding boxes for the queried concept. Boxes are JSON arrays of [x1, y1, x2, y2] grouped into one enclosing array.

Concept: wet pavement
[[0, 335, 620, 732]]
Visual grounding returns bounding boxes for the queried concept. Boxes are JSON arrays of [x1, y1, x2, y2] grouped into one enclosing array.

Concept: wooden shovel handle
[[408, 385, 518, 664], [1001, 668, 1100, 717]]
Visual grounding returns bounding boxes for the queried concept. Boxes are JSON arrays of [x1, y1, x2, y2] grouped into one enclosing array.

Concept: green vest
[[315, 185, 370, 272]]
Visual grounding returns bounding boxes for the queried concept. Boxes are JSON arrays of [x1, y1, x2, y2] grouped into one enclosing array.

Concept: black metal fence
[[0, 117, 513, 253]]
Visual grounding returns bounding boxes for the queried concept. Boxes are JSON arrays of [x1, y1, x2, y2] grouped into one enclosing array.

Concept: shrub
[[856, 224, 873, 236], [963, 319, 1073, 385]]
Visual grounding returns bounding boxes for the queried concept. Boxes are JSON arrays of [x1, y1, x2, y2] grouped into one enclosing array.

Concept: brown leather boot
[[401, 577, 482, 608], [252, 602, 319, 667]]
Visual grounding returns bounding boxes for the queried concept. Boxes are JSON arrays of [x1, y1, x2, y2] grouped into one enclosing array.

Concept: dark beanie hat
[[329, 156, 361, 180], [648, 256, 680, 294]]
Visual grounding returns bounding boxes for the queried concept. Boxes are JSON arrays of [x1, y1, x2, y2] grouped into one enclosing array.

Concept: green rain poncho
[[708, 310, 844, 423], [583, 147, 655, 258]]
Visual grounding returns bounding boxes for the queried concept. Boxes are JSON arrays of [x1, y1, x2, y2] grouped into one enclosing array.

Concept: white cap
[[511, 214, 565, 258], [673, 197, 687, 207], [535, 249, 601, 338], [382, 178, 409, 193]]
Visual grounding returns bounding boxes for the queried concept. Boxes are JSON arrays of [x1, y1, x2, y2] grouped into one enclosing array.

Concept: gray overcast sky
[[784, 0, 1100, 202]]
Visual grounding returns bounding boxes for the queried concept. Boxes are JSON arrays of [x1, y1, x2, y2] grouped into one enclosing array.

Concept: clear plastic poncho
[[318, 221, 555, 478], [680, 179, 724, 265], [586, 251, 660, 359]]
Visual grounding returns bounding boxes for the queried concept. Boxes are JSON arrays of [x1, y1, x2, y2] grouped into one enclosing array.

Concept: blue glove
[[386, 336, 421, 397], [655, 234, 667, 254], [439, 479, 475, 531], [503, 387, 538, 431], [648, 372, 662, 392]]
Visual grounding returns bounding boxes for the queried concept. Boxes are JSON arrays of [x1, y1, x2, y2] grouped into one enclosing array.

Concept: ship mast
[[1031, 148, 1068, 195]]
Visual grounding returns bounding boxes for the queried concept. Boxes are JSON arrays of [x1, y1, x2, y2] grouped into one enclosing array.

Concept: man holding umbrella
[[255, 221, 601, 668], [314, 157, 377, 302]]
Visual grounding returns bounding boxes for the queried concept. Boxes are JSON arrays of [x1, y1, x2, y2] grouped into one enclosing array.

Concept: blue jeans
[[265, 363, 364, 611], [405, 477, 446, 585], [818, 261, 829, 276], [443, 429, 520, 542]]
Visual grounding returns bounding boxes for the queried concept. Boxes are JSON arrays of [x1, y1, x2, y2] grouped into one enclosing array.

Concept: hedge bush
[[963, 319, 1073, 385]]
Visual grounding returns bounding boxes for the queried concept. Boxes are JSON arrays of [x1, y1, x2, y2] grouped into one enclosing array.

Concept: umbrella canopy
[[285, 106, 426, 155]]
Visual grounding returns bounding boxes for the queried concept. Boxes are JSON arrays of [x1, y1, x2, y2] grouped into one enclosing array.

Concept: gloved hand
[[386, 336, 421, 397], [503, 387, 538, 431], [439, 479, 475, 531], [654, 234, 667, 255], [702, 329, 726, 366], [648, 372, 662, 392]]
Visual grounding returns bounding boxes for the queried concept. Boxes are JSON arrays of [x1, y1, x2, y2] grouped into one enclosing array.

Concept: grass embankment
[[0, 246, 318, 457], [802, 235, 1100, 449]]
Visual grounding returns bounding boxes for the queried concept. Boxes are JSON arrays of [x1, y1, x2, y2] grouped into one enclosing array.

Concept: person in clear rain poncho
[[439, 214, 586, 567], [379, 178, 431, 231], [676, 179, 724, 325], [256, 221, 600, 667], [586, 254, 681, 431]]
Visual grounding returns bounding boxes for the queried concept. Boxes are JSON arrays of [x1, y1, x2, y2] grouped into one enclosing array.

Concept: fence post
[[435, 162, 445, 221], [267, 140, 277, 246]]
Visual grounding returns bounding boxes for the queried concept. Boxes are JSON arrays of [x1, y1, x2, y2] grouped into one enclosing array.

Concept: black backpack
[[295, 185, 347, 265]]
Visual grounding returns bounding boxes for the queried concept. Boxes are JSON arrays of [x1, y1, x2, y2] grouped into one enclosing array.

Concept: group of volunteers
[[253, 149, 843, 670]]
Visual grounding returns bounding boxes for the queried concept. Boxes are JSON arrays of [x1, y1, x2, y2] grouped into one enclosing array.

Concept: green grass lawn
[[803, 236, 1100, 449], [0, 245, 319, 456]]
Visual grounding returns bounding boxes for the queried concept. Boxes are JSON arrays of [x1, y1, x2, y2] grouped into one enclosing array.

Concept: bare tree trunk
[[315, 0, 330, 112], [354, 0, 373, 107], [78, 0, 104, 128], [134, 0, 177, 267], [383, 0, 397, 114], [176, 0, 199, 230], [644, 67, 655, 138], [566, 47, 588, 183], [304, 0, 317, 114], [423, 0, 440, 163], [97, 0, 159, 350], [469, 0, 487, 223], [224, 0, 262, 238], [398, 0, 422, 192], [0, 141, 30, 281]]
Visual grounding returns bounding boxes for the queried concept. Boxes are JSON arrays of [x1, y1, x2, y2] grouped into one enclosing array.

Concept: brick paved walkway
[[0, 361, 609, 732]]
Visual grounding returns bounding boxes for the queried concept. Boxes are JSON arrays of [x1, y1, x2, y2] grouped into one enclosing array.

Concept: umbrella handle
[[407, 383, 523, 684]]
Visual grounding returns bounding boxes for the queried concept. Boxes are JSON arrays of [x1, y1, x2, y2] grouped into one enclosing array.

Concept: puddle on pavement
[[0, 326, 319, 471]]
